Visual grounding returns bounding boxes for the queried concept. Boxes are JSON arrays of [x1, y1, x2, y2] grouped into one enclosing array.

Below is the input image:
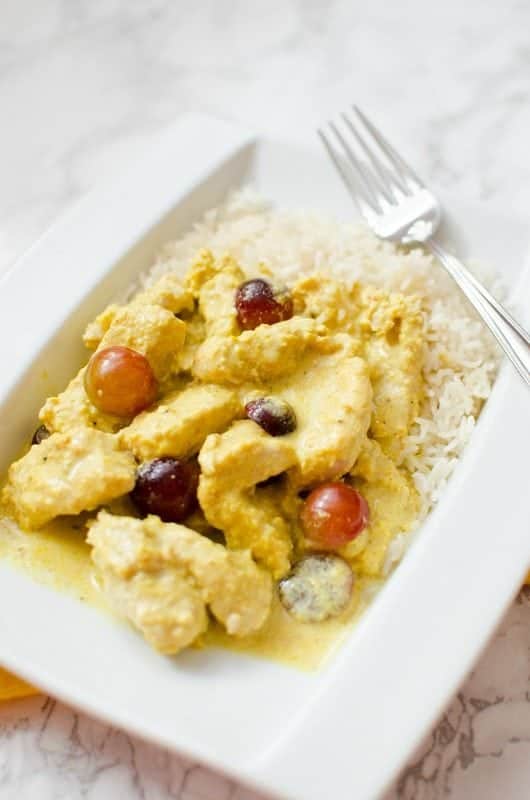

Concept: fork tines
[[318, 106, 423, 213]]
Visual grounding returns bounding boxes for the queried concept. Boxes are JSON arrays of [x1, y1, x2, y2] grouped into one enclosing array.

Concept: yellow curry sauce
[[0, 514, 373, 670], [0, 249, 423, 669]]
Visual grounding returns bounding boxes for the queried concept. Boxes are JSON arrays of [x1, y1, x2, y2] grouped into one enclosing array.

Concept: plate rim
[[0, 113, 529, 800]]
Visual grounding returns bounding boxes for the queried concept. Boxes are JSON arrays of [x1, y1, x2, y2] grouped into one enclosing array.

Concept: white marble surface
[[0, 0, 529, 797]]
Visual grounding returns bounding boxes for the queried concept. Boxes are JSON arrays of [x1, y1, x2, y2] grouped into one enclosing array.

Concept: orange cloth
[[0, 667, 39, 700]]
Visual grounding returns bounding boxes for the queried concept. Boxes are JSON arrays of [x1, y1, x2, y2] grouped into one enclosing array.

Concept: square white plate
[[0, 114, 528, 800]]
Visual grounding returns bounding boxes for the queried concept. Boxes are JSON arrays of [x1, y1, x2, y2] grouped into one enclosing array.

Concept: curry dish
[[0, 248, 424, 665]]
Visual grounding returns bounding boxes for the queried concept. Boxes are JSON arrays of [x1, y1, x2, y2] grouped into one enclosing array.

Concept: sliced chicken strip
[[199, 421, 297, 577], [40, 368, 124, 434], [83, 273, 194, 350], [191, 251, 245, 338], [356, 285, 424, 440], [291, 272, 362, 336], [281, 347, 373, 487], [88, 512, 273, 654], [2, 430, 136, 530], [192, 317, 327, 385], [97, 304, 186, 383], [120, 384, 240, 460]]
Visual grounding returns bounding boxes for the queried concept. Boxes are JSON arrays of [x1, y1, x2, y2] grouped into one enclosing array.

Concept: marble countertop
[[0, 1, 529, 798]]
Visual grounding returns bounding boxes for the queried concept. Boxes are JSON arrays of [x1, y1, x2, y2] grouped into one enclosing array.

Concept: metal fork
[[318, 107, 530, 387]]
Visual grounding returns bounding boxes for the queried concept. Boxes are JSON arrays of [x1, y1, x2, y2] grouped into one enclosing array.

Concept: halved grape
[[235, 278, 293, 330], [279, 554, 354, 622], [245, 397, 297, 436], [31, 425, 50, 446], [130, 457, 199, 523]]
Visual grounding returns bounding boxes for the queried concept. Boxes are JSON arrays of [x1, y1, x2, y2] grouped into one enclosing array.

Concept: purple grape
[[130, 457, 199, 523], [245, 397, 297, 436]]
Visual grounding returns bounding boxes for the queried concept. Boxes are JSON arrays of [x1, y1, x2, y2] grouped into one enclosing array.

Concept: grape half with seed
[[279, 554, 354, 623], [32, 425, 50, 446]]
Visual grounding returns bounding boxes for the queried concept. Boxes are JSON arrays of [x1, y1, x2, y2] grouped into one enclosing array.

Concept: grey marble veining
[[0, 0, 529, 798]]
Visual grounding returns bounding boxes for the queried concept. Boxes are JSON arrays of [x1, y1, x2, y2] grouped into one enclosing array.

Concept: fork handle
[[427, 240, 530, 388]]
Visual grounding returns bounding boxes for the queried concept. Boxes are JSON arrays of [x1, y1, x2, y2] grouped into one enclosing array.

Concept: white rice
[[145, 189, 501, 573]]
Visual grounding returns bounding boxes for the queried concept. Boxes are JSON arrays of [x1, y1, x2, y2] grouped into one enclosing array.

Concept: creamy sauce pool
[[0, 514, 367, 671]]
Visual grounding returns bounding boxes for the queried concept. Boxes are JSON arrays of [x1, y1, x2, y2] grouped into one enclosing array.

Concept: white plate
[[0, 114, 528, 800]]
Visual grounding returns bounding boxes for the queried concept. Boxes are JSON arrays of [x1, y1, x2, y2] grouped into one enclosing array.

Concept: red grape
[[84, 345, 158, 417], [301, 482, 369, 549]]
